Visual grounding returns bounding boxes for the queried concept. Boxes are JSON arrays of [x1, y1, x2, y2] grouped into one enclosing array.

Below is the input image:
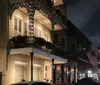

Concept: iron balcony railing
[[8, 35, 67, 59]]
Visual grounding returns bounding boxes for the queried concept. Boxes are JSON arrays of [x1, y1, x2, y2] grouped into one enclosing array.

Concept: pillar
[[65, 63, 68, 82], [68, 65, 71, 83], [52, 59, 56, 84], [30, 52, 34, 81], [61, 64, 64, 82], [74, 66, 77, 83]]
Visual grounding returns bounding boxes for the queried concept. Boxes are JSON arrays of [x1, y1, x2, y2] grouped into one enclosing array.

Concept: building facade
[[67, 20, 94, 82], [0, 0, 68, 85]]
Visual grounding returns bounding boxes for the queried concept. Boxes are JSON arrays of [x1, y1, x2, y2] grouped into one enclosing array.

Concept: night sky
[[67, 0, 100, 46]]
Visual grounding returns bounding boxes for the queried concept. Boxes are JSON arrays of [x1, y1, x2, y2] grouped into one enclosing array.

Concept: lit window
[[23, 22, 27, 35], [14, 17, 22, 36], [14, 18, 18, 30], [19, 20, 22, 32], [36, 29, 41, 37]]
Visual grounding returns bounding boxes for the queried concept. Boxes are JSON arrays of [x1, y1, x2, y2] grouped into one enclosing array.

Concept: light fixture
[[88, 70, 92, 74]]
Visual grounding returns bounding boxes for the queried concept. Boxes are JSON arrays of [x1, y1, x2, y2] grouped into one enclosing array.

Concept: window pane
[[36, 29, 41, 37], [14, 18, 17, 30], [24, 22, 27, 34], [19, 20, 22, 32]]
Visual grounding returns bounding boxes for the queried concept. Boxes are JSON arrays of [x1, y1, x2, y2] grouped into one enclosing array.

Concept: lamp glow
[[88, 70, 92, 74]]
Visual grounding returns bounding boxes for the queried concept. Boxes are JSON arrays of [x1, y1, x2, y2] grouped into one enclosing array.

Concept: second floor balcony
[[10, 0, 67, 28], [8, 35, 67, 59]]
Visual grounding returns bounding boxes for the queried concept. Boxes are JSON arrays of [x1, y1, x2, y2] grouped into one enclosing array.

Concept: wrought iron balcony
[[38, 0, 67, 28], [10, 0, 67, 29], [8, 35, 67, 59]]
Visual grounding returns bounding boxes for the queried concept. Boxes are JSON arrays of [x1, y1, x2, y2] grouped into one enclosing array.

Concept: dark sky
[[67, 0, 100, 45]]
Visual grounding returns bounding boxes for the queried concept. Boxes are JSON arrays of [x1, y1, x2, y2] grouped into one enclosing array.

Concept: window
[[23, 22, 27, 35], [34, 28, 38, 37], [46, 35, 48, 41], [45, 66, 47, 71], [43, 33, 49, 41], [35, 28, 41, 37], [19, 20, 22, 32], [14, 17, 22, 36], [14, 18, 17, 30]]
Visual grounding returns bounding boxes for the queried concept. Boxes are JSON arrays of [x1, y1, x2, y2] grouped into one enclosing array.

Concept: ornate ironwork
[[51, 21, 56, 31], [35, 0, 67, 29], [27, 2, 37, 43], [9, 0, 41, 44], [9, 0, 67, 44], [9, 0, 40, 18]]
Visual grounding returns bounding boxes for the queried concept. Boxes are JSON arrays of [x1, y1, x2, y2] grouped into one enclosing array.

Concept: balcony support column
[[74, 66, 77, 83], [30, 52, 34, 81], [52, 59, 56, 84], [51, 22, 55, 31], [61, 64, 64, 82], [27, 5, 36, 44], [68, 65, 71, 83]]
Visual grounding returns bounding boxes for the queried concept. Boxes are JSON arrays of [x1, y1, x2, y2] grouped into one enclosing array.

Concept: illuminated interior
[[19, 8, 63, 31], [53, 0, 64, 6]]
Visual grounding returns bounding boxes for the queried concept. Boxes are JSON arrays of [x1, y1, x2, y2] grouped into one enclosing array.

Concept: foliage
[[8, 35, 67, 59]]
